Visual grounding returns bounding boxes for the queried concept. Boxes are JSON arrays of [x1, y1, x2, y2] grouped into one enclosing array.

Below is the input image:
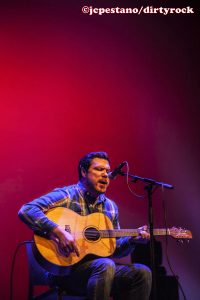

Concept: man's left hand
[[130, 225, 150, 244]]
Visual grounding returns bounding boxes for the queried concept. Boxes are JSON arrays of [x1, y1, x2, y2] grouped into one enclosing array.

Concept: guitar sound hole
[[84, 227, 100, 241]]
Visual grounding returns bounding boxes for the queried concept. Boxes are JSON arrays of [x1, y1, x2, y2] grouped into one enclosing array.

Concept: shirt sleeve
[[18, 188, 69, 235]]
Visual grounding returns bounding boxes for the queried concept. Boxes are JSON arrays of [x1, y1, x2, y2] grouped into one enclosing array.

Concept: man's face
[[82, 158, 110, 195]]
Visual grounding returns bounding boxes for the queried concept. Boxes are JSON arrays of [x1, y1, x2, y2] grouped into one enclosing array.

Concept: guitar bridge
[[65, 225, 71, 233]]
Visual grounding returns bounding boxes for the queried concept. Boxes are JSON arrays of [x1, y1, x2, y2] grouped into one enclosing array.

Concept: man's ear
[[81, 167, 87, 178]]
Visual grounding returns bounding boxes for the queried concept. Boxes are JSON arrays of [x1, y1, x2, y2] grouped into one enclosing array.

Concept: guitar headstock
[[169, 227, 193, 240]]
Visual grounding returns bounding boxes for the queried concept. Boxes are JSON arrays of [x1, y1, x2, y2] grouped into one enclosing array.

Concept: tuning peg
[[177, 239, 184, 244]]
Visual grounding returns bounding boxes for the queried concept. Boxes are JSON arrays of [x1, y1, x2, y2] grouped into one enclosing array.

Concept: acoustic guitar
[[33, 207, 192, 275]]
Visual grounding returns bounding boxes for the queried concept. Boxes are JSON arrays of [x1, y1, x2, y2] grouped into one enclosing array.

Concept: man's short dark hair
[[78, 151, 110, 180]]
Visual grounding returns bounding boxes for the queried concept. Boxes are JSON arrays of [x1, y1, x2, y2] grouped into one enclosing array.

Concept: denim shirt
[[18, 182, 134, 258]]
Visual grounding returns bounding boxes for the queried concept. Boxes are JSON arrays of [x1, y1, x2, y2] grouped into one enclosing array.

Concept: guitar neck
[[100, 228, 170, 238]]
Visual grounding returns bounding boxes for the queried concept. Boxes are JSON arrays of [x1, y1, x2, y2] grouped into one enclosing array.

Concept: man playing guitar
[[18, 151, 152, 300]]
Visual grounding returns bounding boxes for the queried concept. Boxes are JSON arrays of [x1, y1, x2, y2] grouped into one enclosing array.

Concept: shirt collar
[[77, 181, 106, 204]]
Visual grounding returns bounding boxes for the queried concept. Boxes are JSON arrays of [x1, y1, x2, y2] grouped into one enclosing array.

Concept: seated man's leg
[[112, 263, 152, 300], [48, 257, 116, 300]]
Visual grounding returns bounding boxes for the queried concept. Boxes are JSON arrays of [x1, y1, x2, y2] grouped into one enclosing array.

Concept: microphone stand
[[119, 171, 173, 300]]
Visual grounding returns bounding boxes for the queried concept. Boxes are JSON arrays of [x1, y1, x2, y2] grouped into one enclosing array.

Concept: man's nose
[[102, 170, 109, 177]]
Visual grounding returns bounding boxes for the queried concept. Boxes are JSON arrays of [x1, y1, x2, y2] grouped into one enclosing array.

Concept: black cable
[[9, 240, 34, 300], [161, 189, 187, 300]]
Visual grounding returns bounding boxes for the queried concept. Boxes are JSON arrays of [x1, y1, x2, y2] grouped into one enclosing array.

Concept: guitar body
[[34, 207, 116, 275]]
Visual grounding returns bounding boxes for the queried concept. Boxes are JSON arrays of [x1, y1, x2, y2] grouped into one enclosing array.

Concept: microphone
[[108, 161, 126, 180]]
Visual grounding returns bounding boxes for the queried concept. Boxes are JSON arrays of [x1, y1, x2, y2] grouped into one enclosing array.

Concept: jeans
[[48, 258, 152, 300]]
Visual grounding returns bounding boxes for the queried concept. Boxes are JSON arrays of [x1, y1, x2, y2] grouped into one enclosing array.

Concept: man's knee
[[134, 263, 152, 287], [93, 258, 116, 278]]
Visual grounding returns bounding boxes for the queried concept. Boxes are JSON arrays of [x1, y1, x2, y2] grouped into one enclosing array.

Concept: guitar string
[[64, 229, 189, 239]]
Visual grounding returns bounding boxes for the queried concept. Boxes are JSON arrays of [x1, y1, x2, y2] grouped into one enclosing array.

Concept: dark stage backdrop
[[0, 1, 199, 299]]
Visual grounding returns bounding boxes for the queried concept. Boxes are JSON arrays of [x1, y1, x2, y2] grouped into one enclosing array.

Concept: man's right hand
[[52, 225, 80, 257]]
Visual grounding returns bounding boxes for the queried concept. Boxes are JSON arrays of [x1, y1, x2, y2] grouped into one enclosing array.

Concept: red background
[[0, 1, 199, 299]]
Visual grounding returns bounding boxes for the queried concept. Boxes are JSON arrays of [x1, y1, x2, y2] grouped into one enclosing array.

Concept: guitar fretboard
[[99, 228, 170, 238]]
